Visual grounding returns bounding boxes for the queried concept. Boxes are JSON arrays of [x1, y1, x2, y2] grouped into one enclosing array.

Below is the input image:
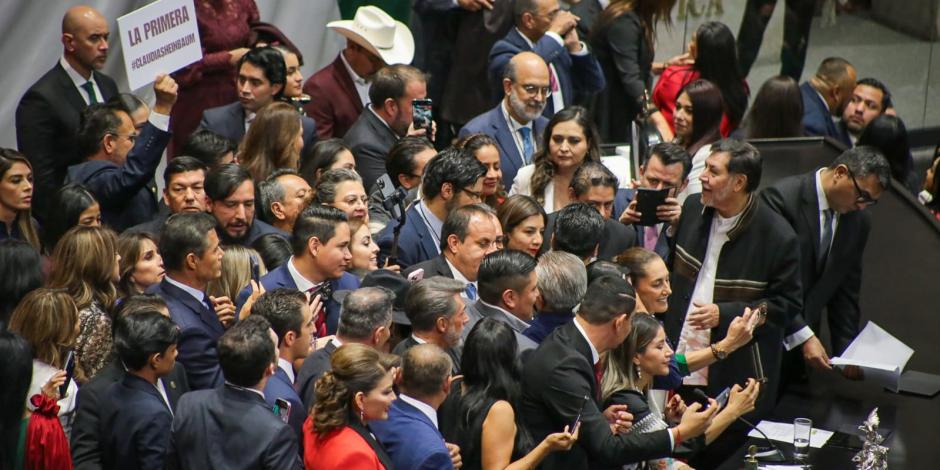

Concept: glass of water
[[793, 417, 812, 461]]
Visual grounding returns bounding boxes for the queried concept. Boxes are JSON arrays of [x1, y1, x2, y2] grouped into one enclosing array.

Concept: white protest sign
[[118, 0, 202, 90]]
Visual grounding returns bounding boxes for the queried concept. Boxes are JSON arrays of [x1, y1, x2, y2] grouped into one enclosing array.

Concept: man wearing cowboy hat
[[303, 6, 414, 140]]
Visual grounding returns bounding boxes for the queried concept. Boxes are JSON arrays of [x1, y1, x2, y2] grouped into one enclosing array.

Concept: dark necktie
[[593, 360, 604, 400], [818, 209, 834, 271], [80, 81, 98, 104]]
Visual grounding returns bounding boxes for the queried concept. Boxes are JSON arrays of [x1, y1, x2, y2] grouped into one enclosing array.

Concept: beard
[[509, 90, 546, 122]]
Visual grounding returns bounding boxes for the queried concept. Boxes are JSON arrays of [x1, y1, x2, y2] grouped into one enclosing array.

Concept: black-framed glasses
[[460, 187, 484, 201], [847, 167, 878, 206], [520, 84, 552, 98]]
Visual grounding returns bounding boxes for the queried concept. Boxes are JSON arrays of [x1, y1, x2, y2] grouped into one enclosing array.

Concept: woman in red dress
[[169, 0, 259, 155]]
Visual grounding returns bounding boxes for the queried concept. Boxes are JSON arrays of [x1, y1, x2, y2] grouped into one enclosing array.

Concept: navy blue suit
[[376, 204, 440, 270], [459, 104, 549, 190], [66, 121, 170, 231], [262, 367, 305, 446], [370, 398, 454, 470], [800, 82, 851, 147], [198, 101, 317, 149], [235, 263, 360, 335], [148, 279, 225, 390], [98, 374, 173, 470], [488, 28, 606, 116]]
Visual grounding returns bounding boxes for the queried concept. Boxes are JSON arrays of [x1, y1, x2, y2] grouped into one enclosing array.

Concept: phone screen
[[715, 387, 731, 409], [60, 351, 76, 398], [570, 395, 590, 431], [274, 398, 291, 423], [412, 99, 433, 131]]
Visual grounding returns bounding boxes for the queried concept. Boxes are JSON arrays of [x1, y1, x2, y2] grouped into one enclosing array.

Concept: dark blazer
[[540, 211, 638, 261], [761, 172, 868, 354], [488, 28, 606, 116], [370, 398, 454, 470], [571, 0, 603, 39], [235, 264, 360, 335], [198, 101, 318, 148], [263, 366, 306, 447], [65, 121, 171, 231], [666, 194, 802, 416], [393, 335, 462, 375], [463, 300, 538, 359], [459, 104, 549, 189], [124, 211, 168, 238], [15, 62, 119, 219], [303, 54, 363, 139], [522, 310, 574, 344], [99, 374, 173, 470], [295, 340, 337, 411], [168, 385, 302, 470], [403, 254, 454, 280], [521, 321, 673, 469], [377, 204, 440, 270], [148, 278, 225, 390], [591, 11, 653, 143], [344, 108, 400, 191], [72, 360, 189, 470], [800, 82, 852, 147]]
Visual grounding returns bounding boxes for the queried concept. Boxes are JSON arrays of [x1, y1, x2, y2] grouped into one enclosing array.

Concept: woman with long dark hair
[[238, 101, 304, 182], [456, 133, 506, 208], [0, 149, 40, 250], [739, 75, 804, 139], [41, 184, 101, 254], [672, 80, 724, 201], [116, 232, 165, 300], [448, 318, 577, 470], [858, 115, 919, 195], [652, 21, 748, 138], [299, 138, 356, 188], [0, 330, 32, 469], [497, 195, 547, 257], [0, 240, 43, 328]]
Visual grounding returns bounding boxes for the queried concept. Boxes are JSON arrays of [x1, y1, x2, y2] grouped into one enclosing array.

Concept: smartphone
[[715, 387, 731, 409], [249, 255, 260, 284], [60, 350, 76, 398], [570, 395, 590, 431], [407, 268, 425, 282], [412, 99, 433, 131], [634, 187, 671, 226], [273, 398, 291, 424]]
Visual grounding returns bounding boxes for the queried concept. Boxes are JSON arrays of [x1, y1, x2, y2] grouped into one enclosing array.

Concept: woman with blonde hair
[[116, 231, 165, 300], [208, 244, 267, 314], [0, 149, 40, 250], [47, 226, 120, 383], [8, 288, 81, 435], [238, 101, 304, 181]]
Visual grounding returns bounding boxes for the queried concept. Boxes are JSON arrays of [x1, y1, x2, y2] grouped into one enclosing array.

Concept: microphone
[[691, 389, 786, 462]]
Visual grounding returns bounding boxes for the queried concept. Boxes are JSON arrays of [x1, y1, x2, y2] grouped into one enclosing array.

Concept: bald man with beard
[[16, 5, 119, 221]]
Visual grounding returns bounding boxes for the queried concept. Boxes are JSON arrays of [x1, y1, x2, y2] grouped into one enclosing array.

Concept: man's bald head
[[504, 51, 550, 83], [503, 52, 550, 122], [62, 6, 110, 75]]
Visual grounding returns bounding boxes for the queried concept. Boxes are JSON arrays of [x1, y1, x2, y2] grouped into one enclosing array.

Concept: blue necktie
[[519, 126, 534, 165], [465, 283, 478, 301]]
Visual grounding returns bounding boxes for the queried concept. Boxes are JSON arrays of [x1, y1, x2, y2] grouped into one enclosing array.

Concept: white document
[[830, 321, 914, 392], [747, 421, 833, 449], [118, 0, 203, 90]]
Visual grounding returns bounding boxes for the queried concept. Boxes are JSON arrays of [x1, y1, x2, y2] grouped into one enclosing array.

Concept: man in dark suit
[[800, 58, 856, 148], [465, 250, 540, 358], [296, 284, 396, 410], [98, 311, 180, 470], [377, 147, 486, 269], [167, 316, 302, 470], [762, 147, 890, 382], [617, 142, 692, 261], [125, 156, 208, 237], [372, 344, 458, 470], [71, 296, 190, 470], [149, 213, 228, 390], [523, 251, 587, 344], [570, 0, 602, 39], [256, 169, 313, 234], [522, 275, 716, 469], [665, 140, 802, 425], [16, 6, 119, 220], [66, 76, 176, 231], [344, 64, 431, 191], [199, 47, 316, 149], [393, 277, 469, 374], [488, 0, 605, 117], [404, 204, 501, 298], [367, 137, 436, 228], [236, 205, 360, 336], [460, 52, 550, 188], [252, 289, 315, 445], [206, 164, 287, 247], [544, 202, 605, 264]]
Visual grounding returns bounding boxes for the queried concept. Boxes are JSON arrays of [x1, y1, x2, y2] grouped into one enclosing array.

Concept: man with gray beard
[[459, 52, 550, 190]]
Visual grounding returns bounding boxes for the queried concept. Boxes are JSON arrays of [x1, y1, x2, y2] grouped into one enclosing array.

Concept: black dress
[[440, 395, 526, 470], [590, 11, 654, 144]]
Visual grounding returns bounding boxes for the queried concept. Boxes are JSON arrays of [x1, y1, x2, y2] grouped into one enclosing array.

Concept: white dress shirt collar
[[287, 256, 321, 293], [398, 394, 439, 429], [340, 51, 372, 107], [164, 275, 208, 304], [815, 168, 831, 213], [277, 357, 295, 384], [572, 317, 600, 365], [445, 257, 477, 297]]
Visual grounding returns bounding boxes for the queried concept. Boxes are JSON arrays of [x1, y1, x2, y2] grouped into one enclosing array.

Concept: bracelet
[[710, 343, 727, 360]]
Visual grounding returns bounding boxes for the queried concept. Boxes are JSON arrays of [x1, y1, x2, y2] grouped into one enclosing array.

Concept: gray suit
[[463, 299, 538, 360]]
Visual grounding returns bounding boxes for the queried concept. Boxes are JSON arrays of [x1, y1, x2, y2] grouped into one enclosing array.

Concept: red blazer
[[303, 418, 387, 470], [303, 54, 364, 139], [652, 65, 736, 137]]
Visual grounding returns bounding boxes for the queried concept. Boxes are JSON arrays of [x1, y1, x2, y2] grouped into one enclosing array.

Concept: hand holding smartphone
[[634, 188, 671, 226], [60, 351, 76, 398]]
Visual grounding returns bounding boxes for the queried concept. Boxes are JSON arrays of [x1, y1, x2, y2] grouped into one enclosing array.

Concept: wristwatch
[[710, 343, 728, 361]]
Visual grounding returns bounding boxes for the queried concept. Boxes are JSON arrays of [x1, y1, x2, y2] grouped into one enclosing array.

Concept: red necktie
[[594, 360, 604, 400]]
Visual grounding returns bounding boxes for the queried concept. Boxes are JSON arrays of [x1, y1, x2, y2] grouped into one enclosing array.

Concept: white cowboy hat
[[327, 6, 415, 66]]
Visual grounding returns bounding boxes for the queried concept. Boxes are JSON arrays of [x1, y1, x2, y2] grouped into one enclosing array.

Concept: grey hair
[[535, 251, 587, 312], [257, 169, 298, 225], [404, 277, 467, 332], [315, 168, 362, 204], [830, 145, 892, 189], [338, 287, 394, 340]]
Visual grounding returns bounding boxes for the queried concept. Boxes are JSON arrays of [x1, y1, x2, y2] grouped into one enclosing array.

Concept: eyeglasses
[[846, 167, 878, 206], [520, 84, 552, 98], [109, 132, 139, 143], [460, 187, 484, 201]]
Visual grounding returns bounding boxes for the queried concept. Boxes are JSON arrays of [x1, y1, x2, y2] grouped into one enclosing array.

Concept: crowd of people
[[0, 1, 928, 469]]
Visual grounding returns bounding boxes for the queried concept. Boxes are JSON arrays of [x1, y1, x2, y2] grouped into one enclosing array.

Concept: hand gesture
[[545, 424, 579, 451], [548, 10, 579, 37], [656, 196, 682, 227], [457, 0, 494, 11], [382, 257, 401, 273], [664, 394, 687, 425], [563, 25, 582, 53], [239, 280, 266, 321], [306, 293, 324, 324], [445, 442, 462, 469], [723, 308, 755, 351], [228, 47, 249, 65], [688, 302, 719, 330], [619, 199, 642, 225], [725, 378, 760, 417], [676, 400, 719, 440], [152, 74, 179, 114], [603, 404, 633, 434], [41, 370, 67, 400], [211, 296, 236, 328], [802, 336, 832, 371]]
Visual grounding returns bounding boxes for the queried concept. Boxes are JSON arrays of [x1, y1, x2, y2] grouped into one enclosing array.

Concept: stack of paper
[[829, 321, 914, 392]]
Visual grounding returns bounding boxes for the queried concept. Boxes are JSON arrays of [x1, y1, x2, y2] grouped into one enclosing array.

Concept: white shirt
[[340, 50, 372, 107], [287, 256, 321, 293], [28, 359, 78, 435], [398, 394, 439, 429], [164, 275, 209, 305], [60, 55, 102, 104], [416, 200, 444, 251], [155, 378, 173, 415], [676, 209, 742, 386], [277, 357, 296, 384], [445, 257, 477, 299], [572, 317, 600, 365], [500, 100, 534, 168], [244, 111, 256, 133]]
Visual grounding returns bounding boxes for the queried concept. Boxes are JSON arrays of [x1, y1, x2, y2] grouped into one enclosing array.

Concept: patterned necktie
[[80, 81, 98, 104], [519, 126, 534, 165], [465, 283, 478, 301]]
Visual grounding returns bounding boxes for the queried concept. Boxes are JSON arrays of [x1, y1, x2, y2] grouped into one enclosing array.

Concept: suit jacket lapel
[[163, 280, 225, 336], [407, 206, 439, 260], [332, 55, 364, 113], [799, 174, 823, 270], [162, 366, 187, 408], [493, 108, 523, 175], [54, 63, 89, 114]]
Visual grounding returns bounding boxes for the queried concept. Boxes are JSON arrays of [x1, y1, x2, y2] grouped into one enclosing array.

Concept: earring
[[359, 408, 365, 423], [636, 368, 642, 381]]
